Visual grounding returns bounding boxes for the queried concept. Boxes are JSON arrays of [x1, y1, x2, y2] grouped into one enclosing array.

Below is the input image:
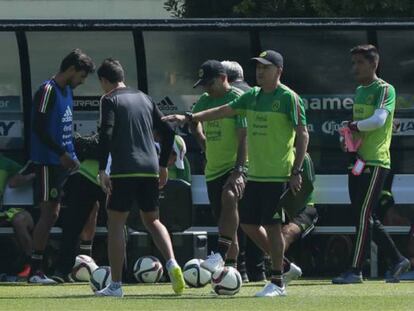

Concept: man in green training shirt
[[164, 60, 247, 274], [332, 44, 410, 284], [179, 60, 247, 274], [0, 155, 35, 278], [163, 50, 309, 297]]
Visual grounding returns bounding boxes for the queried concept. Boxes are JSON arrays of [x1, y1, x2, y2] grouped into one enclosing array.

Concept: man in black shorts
[[221, 60, 266, 282], [29, 49, 95, 284], [95, 58, 185, 298], [163, 50, 309, 297], [173, 60, 247, 274]]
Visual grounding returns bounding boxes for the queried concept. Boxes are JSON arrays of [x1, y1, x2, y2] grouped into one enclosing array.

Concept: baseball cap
[[193, 60, 226, 88], [173, 135, 187, 170], [251, 50, 284, 68]]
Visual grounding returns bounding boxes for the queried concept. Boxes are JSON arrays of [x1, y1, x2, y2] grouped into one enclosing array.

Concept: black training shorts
[[206, 171, 232, 220], [239, 181, 286, 225], [106, 177, 159, 213], [291, 205, 319, 238], [33, 164, 70, 204]]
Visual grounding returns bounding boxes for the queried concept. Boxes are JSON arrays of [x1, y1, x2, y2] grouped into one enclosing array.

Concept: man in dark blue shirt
[[29, 49, 95, 284]]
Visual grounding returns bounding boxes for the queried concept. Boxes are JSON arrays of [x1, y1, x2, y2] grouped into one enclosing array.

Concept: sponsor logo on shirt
[[272, 100, 281, 111], [354, 107, 364, 114], [62, 106, 73, 123]]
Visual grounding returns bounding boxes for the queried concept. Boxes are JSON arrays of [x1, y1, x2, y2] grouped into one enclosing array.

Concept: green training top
[[0, 155, 23, 195], [302, 152, 315, 205], [79, 159, 100, 186], [353, 79, 395, 169], [229, 84, 307, 182], [193, 87, 247, 181]]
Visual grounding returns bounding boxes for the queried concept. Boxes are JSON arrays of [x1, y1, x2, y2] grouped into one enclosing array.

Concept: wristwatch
[[234, 165, 247, 174], [184, 111, 193, 122], [291, 167, 304, 176]]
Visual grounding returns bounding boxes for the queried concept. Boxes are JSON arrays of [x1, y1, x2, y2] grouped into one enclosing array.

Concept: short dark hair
[[97, 58, 125, 83], [350, 44, 379, 63], [59, 48, 95, 73]]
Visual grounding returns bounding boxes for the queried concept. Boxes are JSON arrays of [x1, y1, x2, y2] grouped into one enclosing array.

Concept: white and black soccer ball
[[71, 255, 98, 282], [89, 266, 112, 292], [183, 258, 211, 288], [211, 266, 242, 295], [133, 256, 163, 283]]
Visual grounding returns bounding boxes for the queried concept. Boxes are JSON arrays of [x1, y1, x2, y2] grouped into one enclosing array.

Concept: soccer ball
[[89, 266, 111, 292], [183, 258, 211, 288], [133, 256, 163, 283], [211, 266, 242, 295], [71, 255, 98, 282]]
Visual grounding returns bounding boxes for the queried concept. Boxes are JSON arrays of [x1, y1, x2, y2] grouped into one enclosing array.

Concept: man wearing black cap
[[163, 50, 309, 297], [171, 60, 248, 276]]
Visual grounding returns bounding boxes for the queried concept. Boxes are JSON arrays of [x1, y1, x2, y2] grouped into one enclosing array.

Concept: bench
[[2, 174, 414, 277], [191, 174, 414, 278], [191, 174, 414, 205]]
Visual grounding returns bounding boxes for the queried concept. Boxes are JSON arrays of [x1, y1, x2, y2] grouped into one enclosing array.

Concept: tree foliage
[[164, 0, 414, 18]]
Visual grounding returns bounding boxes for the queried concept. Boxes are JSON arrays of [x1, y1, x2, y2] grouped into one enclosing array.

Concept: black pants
[[56, 173, 106, 274], [349, 166, 402, 270]]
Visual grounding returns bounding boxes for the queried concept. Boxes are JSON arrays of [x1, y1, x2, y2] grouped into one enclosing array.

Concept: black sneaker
[[332, 270, 363, 284], [240, 270, 249, 283], [386, 257, 411, 283], [50, 270, 73, 283], [237, 261, 249, 283]]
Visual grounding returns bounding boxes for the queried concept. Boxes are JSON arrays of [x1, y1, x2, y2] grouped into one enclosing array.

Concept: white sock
[[166, 258, 179, 271]]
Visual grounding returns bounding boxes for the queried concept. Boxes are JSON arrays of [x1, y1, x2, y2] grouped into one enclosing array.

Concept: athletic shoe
[[201, 252, 224, 273], [50, 270, 74, 283], [385, 257, 411, 283], [240, 271, 249, 283], [28, 271, 57, 285], [95, 284, 124, 298], [255, 282, 286, 297], [168, 266, 185, 295], [17, 264, 31, 278], [332, 270, 363, 284], [283, 262, 302, 285]]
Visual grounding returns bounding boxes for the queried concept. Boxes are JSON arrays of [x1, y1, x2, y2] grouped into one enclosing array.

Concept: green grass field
[[0, 279, 413, 311]]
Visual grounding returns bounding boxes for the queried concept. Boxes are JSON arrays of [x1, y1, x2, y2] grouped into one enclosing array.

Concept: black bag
[[73, 132, 100, 161]]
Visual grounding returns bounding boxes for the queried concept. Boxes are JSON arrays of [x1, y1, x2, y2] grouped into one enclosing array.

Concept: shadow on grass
[[0, 282, 88, 287], [0, 293, 256, 300]]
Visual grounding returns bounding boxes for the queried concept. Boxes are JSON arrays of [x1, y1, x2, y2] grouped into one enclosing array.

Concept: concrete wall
[[0, 0, 171, 19]]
